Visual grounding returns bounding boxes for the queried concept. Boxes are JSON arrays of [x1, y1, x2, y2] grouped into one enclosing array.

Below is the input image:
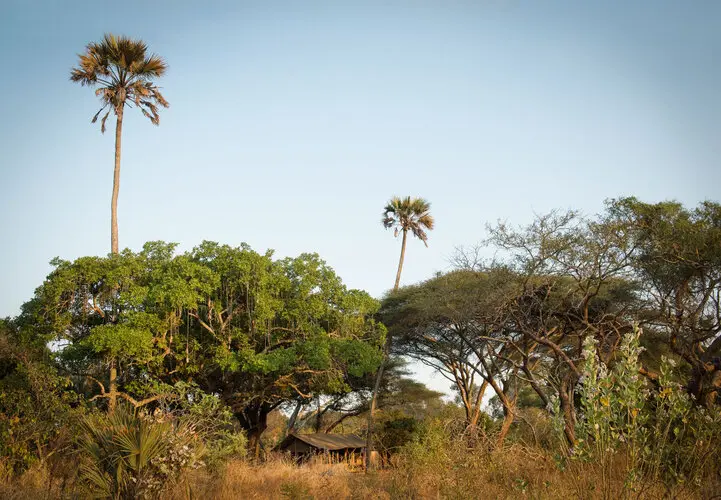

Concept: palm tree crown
[[382, 196, 435, 247], [70, 33, 169, 132]]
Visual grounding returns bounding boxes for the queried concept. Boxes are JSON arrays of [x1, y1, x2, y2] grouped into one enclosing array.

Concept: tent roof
[[280, 433, 366, 451]]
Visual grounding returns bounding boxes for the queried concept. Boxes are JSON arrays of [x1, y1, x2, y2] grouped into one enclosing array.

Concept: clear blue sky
[[1, 1, 719, 393]]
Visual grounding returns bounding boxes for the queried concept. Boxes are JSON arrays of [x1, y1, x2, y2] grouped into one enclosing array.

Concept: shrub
[[164, 383, 247, 470], [574, 325, 721, 494], [77, 405, 203, 499], [0, 324, 83, 476]]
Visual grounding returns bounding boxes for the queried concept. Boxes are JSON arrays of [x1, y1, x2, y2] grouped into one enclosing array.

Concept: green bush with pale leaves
[[574, 326, 721, 491]]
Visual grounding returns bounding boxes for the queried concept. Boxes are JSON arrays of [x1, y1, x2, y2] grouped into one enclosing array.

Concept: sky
[[1, 0, 719, 395]]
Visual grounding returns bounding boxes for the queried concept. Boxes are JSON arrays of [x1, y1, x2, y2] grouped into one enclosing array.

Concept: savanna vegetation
[[1, 34, 720, 499]]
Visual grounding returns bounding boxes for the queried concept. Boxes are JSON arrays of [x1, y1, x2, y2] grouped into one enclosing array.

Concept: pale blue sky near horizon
[[1, 1, 719, 394]]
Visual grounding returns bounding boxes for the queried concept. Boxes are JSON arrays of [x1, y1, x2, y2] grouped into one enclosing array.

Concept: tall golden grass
[[167, 445, 710, 500], [2, 440, 717, 499]]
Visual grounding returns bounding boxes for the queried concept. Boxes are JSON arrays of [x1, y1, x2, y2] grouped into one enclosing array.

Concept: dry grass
[[2, 446, 715, 499], [170, 458, 364, 500], [0, 462, 75, 500], [165, 446, 706, 500]]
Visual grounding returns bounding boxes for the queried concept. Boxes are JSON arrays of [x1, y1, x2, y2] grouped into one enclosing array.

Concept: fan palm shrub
[[77, 405, 202, 499]]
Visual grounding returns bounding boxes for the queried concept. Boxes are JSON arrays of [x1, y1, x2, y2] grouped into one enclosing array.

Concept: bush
[[574, 325, 721, 494], [163, 383, 247, 470], [77, 404, 203, 499], [0, 324, 83, 477]]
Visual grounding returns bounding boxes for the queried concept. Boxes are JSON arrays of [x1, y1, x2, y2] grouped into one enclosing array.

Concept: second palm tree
[[366, 196, 434, 469]]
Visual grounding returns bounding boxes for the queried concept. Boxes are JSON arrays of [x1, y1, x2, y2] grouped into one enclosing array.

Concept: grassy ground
[[168, 447, 709, 500], [2, 445, 716, 499]]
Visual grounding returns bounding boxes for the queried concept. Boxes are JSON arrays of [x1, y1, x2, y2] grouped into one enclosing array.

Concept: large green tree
[[71, 34, 169, 255], [24, 242, 384, 456]]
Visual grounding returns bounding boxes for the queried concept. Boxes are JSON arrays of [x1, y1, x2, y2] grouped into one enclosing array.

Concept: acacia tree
[[486, 210, 637, 445], [382, 270, 511, 432], [366, 196, 434, 468], [71, 34, 169, 255], [607, 198, 721, 407]]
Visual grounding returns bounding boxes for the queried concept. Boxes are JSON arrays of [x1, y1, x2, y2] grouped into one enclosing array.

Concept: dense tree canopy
[[20, 241, 384, 454]]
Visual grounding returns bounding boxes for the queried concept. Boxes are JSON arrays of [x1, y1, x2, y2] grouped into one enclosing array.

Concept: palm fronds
[[382, 196, 435, 246], [71, 33, 169, 132], [77, 405, 202, 499]]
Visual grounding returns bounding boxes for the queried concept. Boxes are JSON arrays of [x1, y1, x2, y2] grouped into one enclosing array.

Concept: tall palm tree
[[71, 33, 169, 255], [71, 34, 168, 413], [382, 196, 435, 291], [366, 196, 434, 469]]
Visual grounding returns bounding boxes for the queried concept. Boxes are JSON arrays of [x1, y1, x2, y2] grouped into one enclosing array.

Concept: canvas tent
[[277, 433, 366, 464]]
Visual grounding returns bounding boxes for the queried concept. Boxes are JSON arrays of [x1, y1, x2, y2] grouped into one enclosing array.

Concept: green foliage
[[375, 411, 422, 455], [83, 323, 154, 361], [0, 321, 82, 475], [168, 383, 247, 470], [574, 325, 721, 492], [398, 415, 456, 469], [22, 241, 383, 445], [641, 357, 721, 487], [574, 326, 648, 491]]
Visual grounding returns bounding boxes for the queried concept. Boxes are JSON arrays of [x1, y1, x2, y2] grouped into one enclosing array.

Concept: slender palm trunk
[[366, 230, 408, 470], [365, 338, 389, 470], [111, 107, 123, 255], [108, 108, 123, 413], [393, 230, 408, 290]]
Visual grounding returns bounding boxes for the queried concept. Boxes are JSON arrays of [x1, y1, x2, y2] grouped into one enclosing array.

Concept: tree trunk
[[286, 400, 303, 435], [111, 108, 123, 255], [365, 339, 389, 471], [106, 109, 123, 414], [108, 359, 117, 413], [689, 362, 721, 408], [314, 395, 322, 432], [246, 414, 269, 460], [559, 377, 577, 447], [393, 229, 408, 290], [468, 380, 488, 428], [497, 403, 515, 447], [237, 404, 271, 461]]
